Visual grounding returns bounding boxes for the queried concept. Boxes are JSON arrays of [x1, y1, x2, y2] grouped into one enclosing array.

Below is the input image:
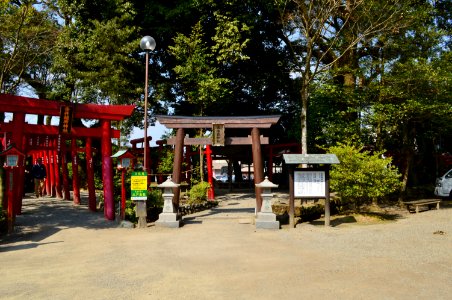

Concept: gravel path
[[1, 193, 451, 299]]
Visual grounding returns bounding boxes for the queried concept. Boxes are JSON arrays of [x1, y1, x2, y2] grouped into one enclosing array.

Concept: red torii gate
[[0, 94, 134, 222]]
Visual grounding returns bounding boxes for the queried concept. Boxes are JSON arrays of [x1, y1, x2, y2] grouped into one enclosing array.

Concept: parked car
[[218, 175, 235, 183], [434, 169, 452, 198]]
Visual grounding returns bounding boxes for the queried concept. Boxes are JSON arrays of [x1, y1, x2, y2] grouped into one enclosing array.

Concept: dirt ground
[[1, 192, 451, 300]]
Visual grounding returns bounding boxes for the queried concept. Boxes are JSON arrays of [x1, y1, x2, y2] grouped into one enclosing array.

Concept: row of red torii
[[0, 94, 134, 221], [0, 94, 283, 225]]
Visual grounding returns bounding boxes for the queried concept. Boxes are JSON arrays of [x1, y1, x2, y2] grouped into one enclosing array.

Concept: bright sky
[[128, 121, 169, 146]]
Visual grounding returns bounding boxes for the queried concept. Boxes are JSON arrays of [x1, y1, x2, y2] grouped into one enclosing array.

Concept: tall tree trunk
[[399, 152, 412, 203], [398, 125, 415, 203], [300, 80, 309, 154]]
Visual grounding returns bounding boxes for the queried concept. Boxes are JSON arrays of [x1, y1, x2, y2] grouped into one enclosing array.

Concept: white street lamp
[[140, 36, 156, 173]]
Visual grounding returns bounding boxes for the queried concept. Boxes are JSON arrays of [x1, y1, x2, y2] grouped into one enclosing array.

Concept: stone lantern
[[156, 176, 181, 228], [255, 176, 279, 229]]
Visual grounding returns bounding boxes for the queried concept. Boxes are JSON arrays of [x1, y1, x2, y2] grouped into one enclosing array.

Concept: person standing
[[32, 158, 46, 198]]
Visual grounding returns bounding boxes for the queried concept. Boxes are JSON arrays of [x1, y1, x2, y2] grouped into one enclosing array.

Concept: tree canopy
[[1, 0, 450, 189]]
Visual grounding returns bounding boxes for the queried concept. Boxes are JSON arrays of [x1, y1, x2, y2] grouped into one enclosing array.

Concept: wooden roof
[[0, 94, 134, 121], [156, 115, 281, 129], [283, 154, 340, 165]]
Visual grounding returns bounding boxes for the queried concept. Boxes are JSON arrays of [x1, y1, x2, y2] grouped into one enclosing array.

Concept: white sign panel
[[6, 155, 19, 167], [294, 170, 326, 197]]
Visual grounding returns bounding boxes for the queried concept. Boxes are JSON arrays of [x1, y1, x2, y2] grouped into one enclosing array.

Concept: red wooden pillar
[[1, 171, 6, 211], [101, 120, 114, 220], [14, 163, 23, 214], [71, 138, 81, 205], [120, 168, 126, 220], [39, 151, 46, 197], [11, 112, 25, 214], [49, 146, 56, 197], [251, 128, 264, 213], [6, 168, 14, 234], [60, 139, 71, 200], [85, 137, 97, 211], [172, 128, 185, 212], [53, 138, 62, 199], [44, 149, 51, 196], [18, 134, 27, 210], [0, 137, 7, 210], [205, 145, 215, 200]]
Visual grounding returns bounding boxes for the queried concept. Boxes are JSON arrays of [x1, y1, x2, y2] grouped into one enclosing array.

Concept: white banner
[[294, 170, 326, 197]]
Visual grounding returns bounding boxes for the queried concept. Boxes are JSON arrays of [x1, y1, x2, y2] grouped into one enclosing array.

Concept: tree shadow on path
[[0, 193, 117, 250]]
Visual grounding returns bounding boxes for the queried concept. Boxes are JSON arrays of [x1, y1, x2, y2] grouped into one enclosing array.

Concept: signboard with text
[[294, 170, 326, 198], [131, 171, 148, 200], [212, 123, 225, 146]]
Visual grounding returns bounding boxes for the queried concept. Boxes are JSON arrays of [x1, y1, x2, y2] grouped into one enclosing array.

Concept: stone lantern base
[[155, 212, 180, 228], [255, 212, 280, 229]]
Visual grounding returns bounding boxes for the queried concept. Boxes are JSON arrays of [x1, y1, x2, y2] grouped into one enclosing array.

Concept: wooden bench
[[403, 199, 441, 213]]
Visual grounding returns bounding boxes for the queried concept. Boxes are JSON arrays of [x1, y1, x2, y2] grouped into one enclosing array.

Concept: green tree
[[328, 143, 401, 211], [168, 10, 249, 181], [276, 0, 415, 153], [168, 12, 249, 116], [369, 55, 452, 197], [0, 1, 58, 97], [52, 0, 140, 104]]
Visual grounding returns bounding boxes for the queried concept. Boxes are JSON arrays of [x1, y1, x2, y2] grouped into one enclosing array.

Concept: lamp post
[[140, 35, 156, 173]]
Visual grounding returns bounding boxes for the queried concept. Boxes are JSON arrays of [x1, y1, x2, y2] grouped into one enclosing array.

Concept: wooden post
[[71, 138, 81, 205], [86, 137, 97, 211], [171, 128, 184, 212], [101, 120, 114, 220], [289, 165, 295, 227], [227, 160, 233, 192], [325, 166, 331, 227], [251, 128, 264, 213]]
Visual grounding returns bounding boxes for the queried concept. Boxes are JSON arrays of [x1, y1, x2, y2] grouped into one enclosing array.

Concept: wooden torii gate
[[0, 94, 134, 222], [156, 115, 281, 213]]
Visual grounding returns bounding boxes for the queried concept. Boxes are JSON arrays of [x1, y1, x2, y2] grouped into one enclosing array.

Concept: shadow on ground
[[0, 193, 116, 249], [308, 211, 403, 227]]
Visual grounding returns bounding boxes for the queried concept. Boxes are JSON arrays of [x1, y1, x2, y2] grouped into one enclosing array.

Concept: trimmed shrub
[[187, 181, 211, 205], [328, 143, 401, 211]]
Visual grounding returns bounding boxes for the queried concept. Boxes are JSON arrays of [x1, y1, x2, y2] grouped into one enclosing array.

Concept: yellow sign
[[131, 173, 147, 190], [131, 171, 147, 200]]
